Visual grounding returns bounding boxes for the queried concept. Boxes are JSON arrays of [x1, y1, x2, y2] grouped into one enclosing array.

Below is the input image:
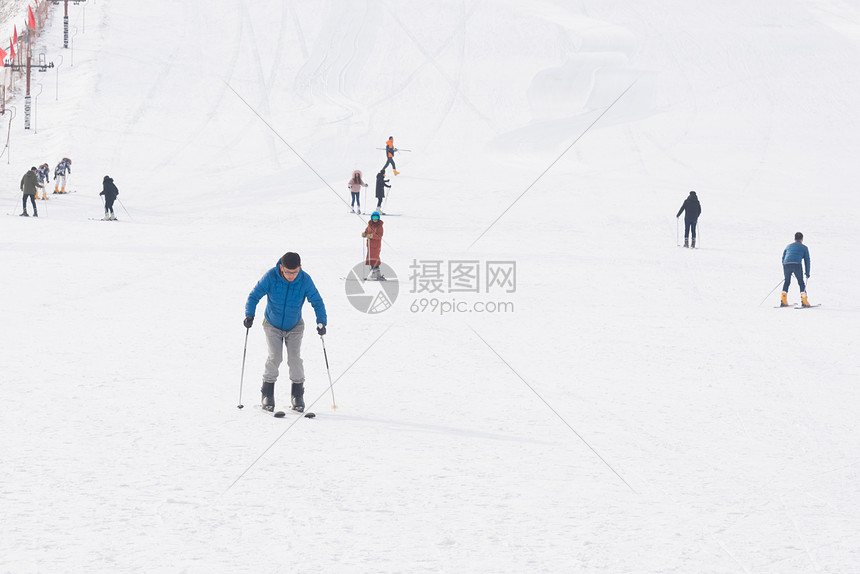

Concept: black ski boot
[[683, 238, 688, 248], [291, 382, 305, 413], [691, 237, 696, 248], [261, 382, 275, 412]]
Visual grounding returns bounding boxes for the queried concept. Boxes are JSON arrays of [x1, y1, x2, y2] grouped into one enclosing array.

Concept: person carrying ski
[[244, 252, 327, 413], [100, 175, 120, 220], [54, 157, 72, 194], [676, 191, 702, 248], [375, 170, 391, 213], [348, 169, 368, 214], [361, 211, 385, 280], [20, 167, 43, 217], [780, 232, 812, 307], [382, 136, 399, 175]]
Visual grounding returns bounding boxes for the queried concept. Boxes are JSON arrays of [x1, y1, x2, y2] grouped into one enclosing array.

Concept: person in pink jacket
[[347, 169, 368, 214]]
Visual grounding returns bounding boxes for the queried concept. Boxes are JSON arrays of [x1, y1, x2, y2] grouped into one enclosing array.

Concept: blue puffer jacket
[[245, 261, 327, 331], [782, 241, 810, 273]]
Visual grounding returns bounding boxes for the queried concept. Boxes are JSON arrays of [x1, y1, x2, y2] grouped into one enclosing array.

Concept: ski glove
[[317, 323, 326, 336], [243, 316, 254, 329]]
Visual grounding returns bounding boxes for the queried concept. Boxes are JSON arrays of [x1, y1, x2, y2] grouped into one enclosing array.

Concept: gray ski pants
[[262, 318, 305, 385]]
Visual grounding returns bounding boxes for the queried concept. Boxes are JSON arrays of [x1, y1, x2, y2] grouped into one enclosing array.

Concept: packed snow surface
[[1, 1, 859, 572]]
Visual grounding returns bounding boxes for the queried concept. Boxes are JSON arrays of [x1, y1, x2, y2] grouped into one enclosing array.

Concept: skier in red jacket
[[361, 211, 386, 280]]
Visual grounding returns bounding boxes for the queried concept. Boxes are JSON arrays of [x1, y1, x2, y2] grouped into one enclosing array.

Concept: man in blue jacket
[[244, 252, 327, 412], [781, 232, 811, 307]]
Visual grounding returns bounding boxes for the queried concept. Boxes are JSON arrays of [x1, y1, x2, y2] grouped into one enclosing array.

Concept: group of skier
[[17, 157, 121, 221], [242, 145, 815, 415], [17, 158, 73, 217], [348, 136, 398, 215], [242, 138, 403, 414], [346, 137, 400, 282], [675, 190, 813, 307]]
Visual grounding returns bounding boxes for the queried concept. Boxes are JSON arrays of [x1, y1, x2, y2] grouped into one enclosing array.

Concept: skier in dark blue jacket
[[676, 191, 702, 248], [244, 252, 327, 412], [780, 232, 811, 307], [100, 176, 119, 220]]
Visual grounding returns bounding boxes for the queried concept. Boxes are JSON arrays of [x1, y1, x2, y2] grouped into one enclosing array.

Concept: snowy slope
[[1, 1, 859, 573]]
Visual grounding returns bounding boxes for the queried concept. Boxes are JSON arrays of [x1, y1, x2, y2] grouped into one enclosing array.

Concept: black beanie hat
[[281, 252, 301, 269]]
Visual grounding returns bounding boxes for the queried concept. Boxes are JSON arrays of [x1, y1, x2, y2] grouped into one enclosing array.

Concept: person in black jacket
[[100, 176, 120, 220], [375, 170, 391, 213], [676, 191, 702, 248]]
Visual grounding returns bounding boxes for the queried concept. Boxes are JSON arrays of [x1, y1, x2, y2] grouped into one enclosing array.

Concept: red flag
[[13, 25, 17, 46], [0, 46, 6, 67], [28, 6, 36, 30], [9, 40, 15, 59]]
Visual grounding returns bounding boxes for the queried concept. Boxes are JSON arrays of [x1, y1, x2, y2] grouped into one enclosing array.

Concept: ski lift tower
[[6, 35, 54, 129], [52, 0, 87, 48]]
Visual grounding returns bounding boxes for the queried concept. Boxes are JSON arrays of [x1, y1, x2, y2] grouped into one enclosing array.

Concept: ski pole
[[320, 335, 338, 410], [365, 237, 370, 280], [382, 186, 391, 213], [117, 197, 132, 221], [759, 279, 785, 307], [237, 327, 250, 409]]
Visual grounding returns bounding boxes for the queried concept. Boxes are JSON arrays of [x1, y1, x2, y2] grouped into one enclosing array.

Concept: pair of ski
[[775, 304, 821, 309], [255, 404, 316, 419], [340, 276, 397, 282]]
